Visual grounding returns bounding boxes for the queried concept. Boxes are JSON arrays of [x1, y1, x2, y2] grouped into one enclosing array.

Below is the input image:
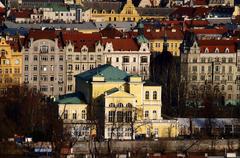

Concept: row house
[[0, 37, 22, 93], [22, 29, 66, 97], [181, 39, 240, 105]]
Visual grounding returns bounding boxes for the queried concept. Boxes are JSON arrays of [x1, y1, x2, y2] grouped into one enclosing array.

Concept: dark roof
[[209, 7, 234, 17], [56, 92, 86, 104], [136, 8, 175, 16], [75, 64, 131, 82], [144, 81, 161, 86], [82, 1, 122, 13], [99, 24, 123, 38]]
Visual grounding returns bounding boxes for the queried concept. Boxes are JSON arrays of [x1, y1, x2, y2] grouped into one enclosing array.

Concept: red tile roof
[[193, 0, 208, 5], [171, 7, 211, 18], [198, 40, 237, 53], [101, 38, 140, 51], [61, 31, 101, 52], [24, 29, 61, 48], [185, 20, 209, 27], [144, 28, 184, 40], [191, 27, 228, 35], [10, 9, 32, 19]]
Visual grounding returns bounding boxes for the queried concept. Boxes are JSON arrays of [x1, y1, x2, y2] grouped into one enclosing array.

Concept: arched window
[[126, 103, 132, 108], [153, 110, 157, 120], [109, 103, 115, 107], [205, 48, 209, 53], [215, 48, 219, 53], [117, 103, 123, 107], [153, 91, 157, 100], [145, 91, 149, 99], [225, 48, 229, 53]]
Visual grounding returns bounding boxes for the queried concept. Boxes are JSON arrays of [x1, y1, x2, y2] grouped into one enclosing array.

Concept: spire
[[163, 29, 168, 52]]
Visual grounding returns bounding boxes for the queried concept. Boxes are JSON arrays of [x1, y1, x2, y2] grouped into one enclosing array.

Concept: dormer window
[[102, 10, 106, 14], [225, 48, 229, 53], [111, 10, 115, 14], [81, 47, 88, 52], [204, 48, 209, 53], [93, 10, 97, 14], [215, 48, 219, 53]]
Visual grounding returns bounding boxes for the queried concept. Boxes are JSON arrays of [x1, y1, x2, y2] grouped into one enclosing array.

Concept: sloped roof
[[75, 64, 131, 82], [82, 1, 122, 13], [99, 24, 123, 38], [56, 92, 86, 104], [185, 20, 209, 27], [192, 28, 228, 35], [101, 38, 140, 51], [136, 7, 175, 16], [24, 29, 62, 48], [198, 40, 237, 53], [61, 30, 101, 52], [144, 28, 184, 40]]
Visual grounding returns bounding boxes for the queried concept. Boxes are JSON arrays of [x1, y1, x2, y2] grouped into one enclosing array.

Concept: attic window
[[215, 48, 219, 53], [225, 48, 229, 53], [93, 10, 97, 14], [111, 10, 115, 14], [204, 48, 209, 53], [102, 10, 106, 14]]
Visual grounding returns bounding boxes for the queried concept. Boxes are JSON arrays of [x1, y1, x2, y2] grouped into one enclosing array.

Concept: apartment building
[[22, 29, 66, 97], [181, 39, 240, 105]]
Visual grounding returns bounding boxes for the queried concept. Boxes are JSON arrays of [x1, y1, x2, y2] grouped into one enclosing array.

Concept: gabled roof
[[99, 24, 123, 38], [75, 64, 131, 82], [56, 92, 86, 104], [105, 89, 136, 98], [101, 38, 140, 51]]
